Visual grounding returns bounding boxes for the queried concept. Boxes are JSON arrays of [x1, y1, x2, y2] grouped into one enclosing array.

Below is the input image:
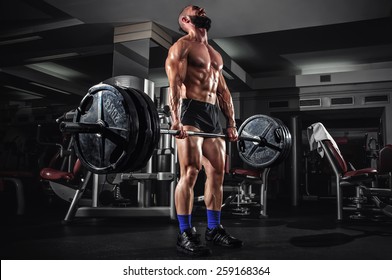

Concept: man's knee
[[206, 164, 225, 180], [182, 166, 200, 184]]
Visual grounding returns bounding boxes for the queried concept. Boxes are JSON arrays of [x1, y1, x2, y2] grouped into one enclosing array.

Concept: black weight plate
[[102, 76, 159, 171], [283, 124, 292, 160], [237, 115, 284, 169], [102, 77, 159, 153], [74, 84, 139, 174], [120, 87, 153, 171], [271, 123, 285, 165], [101, 81, 144, 170], [274, 118, 290, 162], [102, 78, 150, 172], [281, 120, 292, 160], [274, 118, 292, 162], [281, 125, 291, 161], [104, 85, 141, 173], [133, 88, 160, 169]]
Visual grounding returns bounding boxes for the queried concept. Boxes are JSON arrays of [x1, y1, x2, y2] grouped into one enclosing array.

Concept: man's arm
[[217, 72, 236, 127], [216, 72, 238, 141], [165, 40, 188, 136]]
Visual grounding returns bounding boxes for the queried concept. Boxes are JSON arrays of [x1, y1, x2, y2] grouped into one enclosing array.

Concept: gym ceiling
[[1, 0, 392, 108]]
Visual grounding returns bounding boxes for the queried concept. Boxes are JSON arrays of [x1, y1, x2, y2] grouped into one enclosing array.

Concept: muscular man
[[165, 5, 243, 256]]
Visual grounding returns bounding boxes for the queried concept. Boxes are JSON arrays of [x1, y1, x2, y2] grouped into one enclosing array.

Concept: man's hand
[[171, 121, 188, 139], [226, 127, 238, 142]]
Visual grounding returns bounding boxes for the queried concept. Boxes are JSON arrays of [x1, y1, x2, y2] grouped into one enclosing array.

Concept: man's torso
[[180, 38, 223, 104]]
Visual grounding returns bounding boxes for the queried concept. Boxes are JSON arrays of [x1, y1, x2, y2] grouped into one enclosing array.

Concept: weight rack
[[62, 81, 178, 221], [63, 116, 177, 222]]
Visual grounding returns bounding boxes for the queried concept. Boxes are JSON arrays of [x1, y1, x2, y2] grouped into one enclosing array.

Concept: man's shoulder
[[173, 36, 192, 47], [169, 36, 192, 56]]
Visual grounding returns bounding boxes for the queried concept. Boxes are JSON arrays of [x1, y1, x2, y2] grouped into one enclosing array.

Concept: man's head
[[178, 5, 211, 34]]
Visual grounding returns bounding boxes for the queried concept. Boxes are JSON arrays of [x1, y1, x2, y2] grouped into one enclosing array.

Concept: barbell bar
[[60, 123, 283, 152], [58, 80, 292, 173], [159, 129, 282, 152]]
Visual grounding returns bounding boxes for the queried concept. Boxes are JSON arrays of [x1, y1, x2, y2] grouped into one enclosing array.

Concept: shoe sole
[[176, 245, 212, 257], [206, 240, 244, 248]]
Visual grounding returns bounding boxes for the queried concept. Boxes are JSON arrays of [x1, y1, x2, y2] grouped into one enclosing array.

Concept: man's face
[[189, 6, 206, 17], [186, 6, 211, 31]]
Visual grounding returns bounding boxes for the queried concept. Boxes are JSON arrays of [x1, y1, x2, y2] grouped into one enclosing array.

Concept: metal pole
[[290, 116, 300, 207], [64, 171, 92, 221], [260, 168, 270, 218]]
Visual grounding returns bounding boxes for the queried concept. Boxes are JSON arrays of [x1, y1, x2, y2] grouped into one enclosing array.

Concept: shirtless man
[[165, 5, 243, 256]]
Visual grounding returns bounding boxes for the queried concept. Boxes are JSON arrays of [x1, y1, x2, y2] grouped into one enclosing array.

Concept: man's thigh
[[202, 137, 226, 174]]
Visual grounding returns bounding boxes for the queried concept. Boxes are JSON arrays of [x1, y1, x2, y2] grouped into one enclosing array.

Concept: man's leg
[[175, 132, 203, 219], [202, 137, 243, 248], [175, 130, 211, 256]]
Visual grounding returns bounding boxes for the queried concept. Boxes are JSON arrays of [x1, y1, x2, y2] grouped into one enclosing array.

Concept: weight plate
[[282, 120, 292, 160], [103, 76, 159, 171], [121, 87, 153, 171], [133, 88, 160, 167], [102, 78, 152, 172], [237, 115, 286, 169], [73, 84, 139, 174], [274, 118, 292, 162]]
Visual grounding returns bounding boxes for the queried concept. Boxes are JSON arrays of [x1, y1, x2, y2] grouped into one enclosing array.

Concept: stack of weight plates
[[73, 81, 159, 174], [237, 114, 292, 169]]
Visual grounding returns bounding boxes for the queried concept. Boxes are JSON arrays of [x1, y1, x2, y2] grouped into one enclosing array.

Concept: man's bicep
[[166, 44, 187, 85]]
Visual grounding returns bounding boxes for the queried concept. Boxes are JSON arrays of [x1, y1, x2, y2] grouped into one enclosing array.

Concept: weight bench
[[40, 158, 85, 203], [224, 167, 270, 218], [307, 122, 392, 220], [223, 142, 271, 218]]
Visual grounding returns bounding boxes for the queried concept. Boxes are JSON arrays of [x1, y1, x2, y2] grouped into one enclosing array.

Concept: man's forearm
[[169, 85, 182, 124], [218, 92, 236, 127]]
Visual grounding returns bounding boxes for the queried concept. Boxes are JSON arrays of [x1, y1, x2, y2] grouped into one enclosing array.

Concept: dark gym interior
[[1, 0, 392, 261]]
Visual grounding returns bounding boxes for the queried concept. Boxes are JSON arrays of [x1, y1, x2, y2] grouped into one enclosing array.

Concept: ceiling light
[[25, 52, 79, 63], [4, 85, 44, 97], [1, 18, 83, 38], [30, 82, 72, 95], [300, 62, 356, 75], [26, 62, 86, 81], [0, 36, 42, 46]]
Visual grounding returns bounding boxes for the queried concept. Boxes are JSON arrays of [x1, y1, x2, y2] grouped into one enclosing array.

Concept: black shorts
[[180, 99, 222, 134]]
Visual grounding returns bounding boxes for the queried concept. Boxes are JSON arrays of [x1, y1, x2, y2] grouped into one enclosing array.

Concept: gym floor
[[1, 198, 392, 260]]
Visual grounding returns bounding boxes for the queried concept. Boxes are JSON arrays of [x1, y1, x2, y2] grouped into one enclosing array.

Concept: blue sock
[[207, 209, 221, 230], [177, 214, 192, 233]]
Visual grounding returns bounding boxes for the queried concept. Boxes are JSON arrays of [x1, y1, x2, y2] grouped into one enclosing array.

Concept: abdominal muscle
[[181, 83, 217, 105], [180, 55, 220, 104]]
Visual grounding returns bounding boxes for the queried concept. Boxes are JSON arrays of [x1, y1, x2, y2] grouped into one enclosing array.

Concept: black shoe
[[205, 225, 243, 248], [177, 227, 212, 257]]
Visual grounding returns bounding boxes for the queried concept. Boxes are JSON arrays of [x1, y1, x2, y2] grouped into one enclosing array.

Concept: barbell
[[59, 79, 292, 174]]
